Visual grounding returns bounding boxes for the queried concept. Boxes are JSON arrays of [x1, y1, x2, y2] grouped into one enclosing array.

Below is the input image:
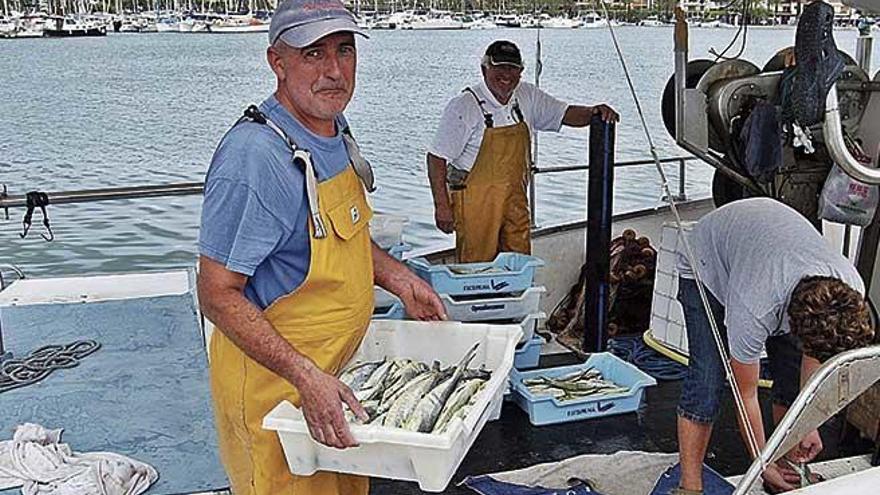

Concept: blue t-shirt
[[199, 96, 352, 309]]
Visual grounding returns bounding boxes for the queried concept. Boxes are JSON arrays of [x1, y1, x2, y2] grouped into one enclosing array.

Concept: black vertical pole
[[583, 115, 615, 353]]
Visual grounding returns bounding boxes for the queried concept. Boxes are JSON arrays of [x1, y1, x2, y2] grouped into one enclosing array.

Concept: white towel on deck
[[0, 423, 158, 495]]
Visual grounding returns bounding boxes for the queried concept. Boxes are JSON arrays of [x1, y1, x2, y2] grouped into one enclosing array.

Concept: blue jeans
[[677, 278, 802, 424]]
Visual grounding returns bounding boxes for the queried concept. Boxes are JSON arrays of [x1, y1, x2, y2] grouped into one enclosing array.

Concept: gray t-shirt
[[677, 198, 865, 364]]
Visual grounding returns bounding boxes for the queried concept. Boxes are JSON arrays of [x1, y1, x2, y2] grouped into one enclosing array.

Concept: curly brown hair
[[788, 276, 875, 362]]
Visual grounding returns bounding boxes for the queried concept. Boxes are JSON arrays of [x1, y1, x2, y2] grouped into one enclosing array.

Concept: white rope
[[594, 0, 765, 467]]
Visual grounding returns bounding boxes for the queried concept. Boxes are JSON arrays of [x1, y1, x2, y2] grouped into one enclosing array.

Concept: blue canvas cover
[[463, 475, 603, 495], [0, 293, 228, 494], [650, 463, 734, 495]]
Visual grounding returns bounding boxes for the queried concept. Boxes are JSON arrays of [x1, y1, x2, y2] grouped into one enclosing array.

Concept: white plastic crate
[[440, 286, 545, 322], [649, 222, 691, 355], [371, 214, 408, 249], [262, 320, 522, 492]]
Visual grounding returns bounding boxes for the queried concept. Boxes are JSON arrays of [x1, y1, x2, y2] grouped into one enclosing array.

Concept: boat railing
[[0, 155, 698, 216], [0, 156, 698, 244], [529, 154, 696, 225]]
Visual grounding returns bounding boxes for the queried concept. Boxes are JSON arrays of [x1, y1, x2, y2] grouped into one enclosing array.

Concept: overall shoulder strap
[[462, 87, 494, 128], [238, 105, 328, 239], [340, 126, 376, 193]]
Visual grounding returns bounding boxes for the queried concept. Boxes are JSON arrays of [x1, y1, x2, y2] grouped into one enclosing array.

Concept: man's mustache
[[312, 81, 348, 92]]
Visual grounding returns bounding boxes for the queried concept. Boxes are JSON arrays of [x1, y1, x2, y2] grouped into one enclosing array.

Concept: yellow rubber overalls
[[451, 88, 532, 263], [209, 159, 374, 495]]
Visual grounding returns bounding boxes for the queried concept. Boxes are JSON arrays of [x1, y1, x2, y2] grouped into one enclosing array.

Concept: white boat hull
[[208, 23, 269, 33]]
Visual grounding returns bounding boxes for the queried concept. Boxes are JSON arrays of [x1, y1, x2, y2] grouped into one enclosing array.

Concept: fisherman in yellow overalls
[[197, 1, 446, 494], [428, 40, 620, 263]]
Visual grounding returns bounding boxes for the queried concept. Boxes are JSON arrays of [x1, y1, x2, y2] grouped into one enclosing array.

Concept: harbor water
[[1, 27, 877, 276]]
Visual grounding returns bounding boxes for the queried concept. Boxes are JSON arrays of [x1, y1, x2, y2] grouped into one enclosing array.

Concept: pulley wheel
[[661, 59, 715, 140]]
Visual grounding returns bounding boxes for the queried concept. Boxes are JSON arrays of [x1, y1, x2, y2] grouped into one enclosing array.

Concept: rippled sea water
[[1, 27, 876, 276]]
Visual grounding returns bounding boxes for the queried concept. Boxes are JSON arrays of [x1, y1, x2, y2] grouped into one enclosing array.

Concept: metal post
[[583, 115, 615, 353], [673, 8, 688, 145], [856, 19, 873, 74], [678, 158, 687, 201], [529, 165, 537, 228]]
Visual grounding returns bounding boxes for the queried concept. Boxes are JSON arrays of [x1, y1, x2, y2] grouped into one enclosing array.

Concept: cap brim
[[277, 17, 368, 48], [489, 60, 523, 69]]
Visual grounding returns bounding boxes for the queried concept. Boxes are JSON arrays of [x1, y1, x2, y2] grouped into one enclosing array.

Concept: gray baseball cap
[[269, 0, 368, 48]]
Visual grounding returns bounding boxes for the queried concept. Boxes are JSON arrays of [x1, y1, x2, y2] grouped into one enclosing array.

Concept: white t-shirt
[[428, 80, 569, 172], [676, 198, 865, 364]]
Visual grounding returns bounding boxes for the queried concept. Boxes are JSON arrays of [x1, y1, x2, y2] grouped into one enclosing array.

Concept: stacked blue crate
[[407, 252, 546, 369], [387, 242, 412, 261], [373, 286, 406, 320], [370, 214, 410, 320]]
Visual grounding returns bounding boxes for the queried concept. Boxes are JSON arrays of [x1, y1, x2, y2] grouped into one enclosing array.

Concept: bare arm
[[732, 358, 798, 491], [372, 242, 446, 321], [561, 104, 620, 127], [730, 359, 767, 458], [198, 256, 314, 385], [427, 153, 454, 234], [197, 255, 365, 448]]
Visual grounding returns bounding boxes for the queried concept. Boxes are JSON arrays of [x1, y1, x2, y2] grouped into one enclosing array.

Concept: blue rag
[[650, 463, 735, 495], [462, 475, 604, 495]]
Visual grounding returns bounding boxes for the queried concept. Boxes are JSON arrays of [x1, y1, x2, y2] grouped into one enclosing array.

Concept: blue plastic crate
[[440, 286, 545, 322], [407, 253, 544, 297], [513, 335, 544, 370], [483, 312, 545, 344], [373, 287, 406, 320], [373, 301, 406, 320], [510, 353, 658, 426], [388, 243, 412, 261]]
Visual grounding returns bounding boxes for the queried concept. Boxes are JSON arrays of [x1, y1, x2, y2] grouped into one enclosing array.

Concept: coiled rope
[[608, 335, 688, 381], [0, 340, 101, 394]]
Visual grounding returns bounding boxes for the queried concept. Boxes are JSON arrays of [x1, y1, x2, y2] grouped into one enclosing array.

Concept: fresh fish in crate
[[432, 378, 486, 433], [339, 359, 385, 392], [447, 265, 507, 275], [380, 360, 429, 404], [354, 359, 397, 402], [522, 367, 629, 403], [383, 362, 445, 428], [403, 343, 479, 433], [338, 343, 490, 433]]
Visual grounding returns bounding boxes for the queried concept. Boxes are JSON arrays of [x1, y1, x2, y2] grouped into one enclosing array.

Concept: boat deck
[[374, 352, 876, 494]]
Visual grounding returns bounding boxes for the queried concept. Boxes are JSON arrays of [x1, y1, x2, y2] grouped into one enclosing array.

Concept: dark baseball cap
[[483, 40, 523, 68], [269, 0, 368, 48]]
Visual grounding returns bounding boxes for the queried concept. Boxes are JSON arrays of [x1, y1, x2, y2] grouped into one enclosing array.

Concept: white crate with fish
[[407, 253, 544, 296], [440, 286, 545, 322], [262, 320, 522, 492], [510, 353, 657, 426]]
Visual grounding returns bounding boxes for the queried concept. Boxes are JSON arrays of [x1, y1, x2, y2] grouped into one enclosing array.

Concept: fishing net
[[547, 229, 657, 349]]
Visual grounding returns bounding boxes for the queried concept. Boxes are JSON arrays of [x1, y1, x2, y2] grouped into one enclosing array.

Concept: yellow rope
[[642, 329, 773, 389]]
